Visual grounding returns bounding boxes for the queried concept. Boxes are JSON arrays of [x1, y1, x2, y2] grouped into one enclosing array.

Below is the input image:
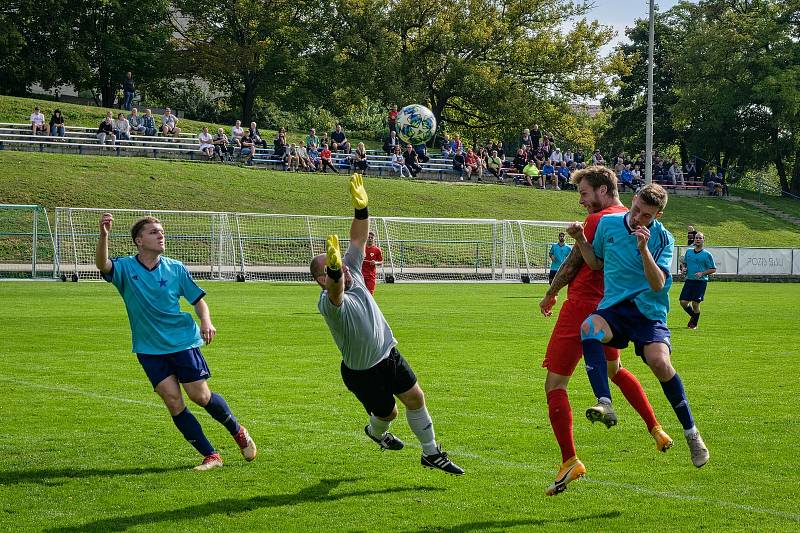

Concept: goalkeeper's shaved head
[[310, 254, 327, 284]]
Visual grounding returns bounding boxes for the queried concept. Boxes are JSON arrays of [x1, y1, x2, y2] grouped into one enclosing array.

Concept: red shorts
[[364, 276, 376, 294], [542, 298, 619, 376]]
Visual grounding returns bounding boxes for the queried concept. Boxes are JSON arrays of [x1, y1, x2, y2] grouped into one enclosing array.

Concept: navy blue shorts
[[593, 300, 671, 358], [679, 279, 708, 302], [137, 347, 211, 389]]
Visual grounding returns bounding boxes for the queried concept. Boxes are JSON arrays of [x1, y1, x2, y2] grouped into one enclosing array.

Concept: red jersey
[[566, 204, 628, 303], [362, 246, 383, 279]]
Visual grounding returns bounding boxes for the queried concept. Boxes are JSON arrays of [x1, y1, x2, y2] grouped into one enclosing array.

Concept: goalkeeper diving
[[310, 174, 464, 475]]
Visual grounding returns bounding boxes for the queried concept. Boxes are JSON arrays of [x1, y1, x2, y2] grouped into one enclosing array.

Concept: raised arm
[[539, 245, 584, 316], [566, 221, 603, 270], [349, 173, 370, 252], [95, 213, 113, 273], [325, 234, 345, 306], [635, 226, 667, 291]]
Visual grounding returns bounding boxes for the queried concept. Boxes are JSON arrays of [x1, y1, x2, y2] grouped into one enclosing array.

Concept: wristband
[[326, 267, 343, 281], [355, 207, 369, 220]]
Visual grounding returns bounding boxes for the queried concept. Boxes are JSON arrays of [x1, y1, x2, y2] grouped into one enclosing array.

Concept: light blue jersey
[[549, 242, 572, 271], [592, 213, 674, 322], [683, 248, 716, 281], [103, 255, 205, 354]]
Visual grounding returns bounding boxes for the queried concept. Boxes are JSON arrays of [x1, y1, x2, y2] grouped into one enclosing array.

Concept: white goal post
[[52, 207, 572, 283]]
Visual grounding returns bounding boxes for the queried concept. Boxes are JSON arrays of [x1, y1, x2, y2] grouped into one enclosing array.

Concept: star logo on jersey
[[158, 278, 167, 287]]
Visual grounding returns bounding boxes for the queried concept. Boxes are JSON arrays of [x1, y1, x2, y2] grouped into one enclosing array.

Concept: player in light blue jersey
[[547, 232, 572, 284], [96, 213, 256, 471], [679, 232, 716, 329], [567, 184, 710, 468]]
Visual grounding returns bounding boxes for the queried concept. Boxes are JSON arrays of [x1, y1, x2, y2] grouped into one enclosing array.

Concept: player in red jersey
[[362, 231, 383, 294], [539, 166, 672, 496]]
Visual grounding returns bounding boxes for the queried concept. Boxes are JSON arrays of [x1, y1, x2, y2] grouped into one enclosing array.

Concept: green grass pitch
[[2, 281, 799, 531]]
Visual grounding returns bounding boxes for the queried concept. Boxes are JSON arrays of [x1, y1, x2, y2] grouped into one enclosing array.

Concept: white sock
[[406, 406, 438, 456], [684, 426, 698, 437], [368, 415, 391, 439]]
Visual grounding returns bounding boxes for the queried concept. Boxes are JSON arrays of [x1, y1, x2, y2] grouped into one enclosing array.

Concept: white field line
[[3, 375, 799, 523]]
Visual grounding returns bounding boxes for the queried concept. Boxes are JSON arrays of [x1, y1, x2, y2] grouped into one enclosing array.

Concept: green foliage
[[145, 79, 229, 124]]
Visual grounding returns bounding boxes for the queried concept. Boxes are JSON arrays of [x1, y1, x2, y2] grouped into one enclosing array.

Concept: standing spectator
[[464, 148, 482, 181], [161, 108, 181, 137], [305, 128, 320, 150], [129, 108, 145, 135], [212, 128, 232, 162], [383, 130, 401, 154], [198, 126, 214, 160], [522, 159, 541, 187], [387, 104, 398, 133], [49, 109, 65, 138], [249, 122, 267, 148], [531, 124, 542, 148], [141, 109, 158, 136], [452, 148, 466, 180], [414, 142, 430, 164], [96, 116, 116, 145], [239, 131, 255, 166], [122, 71, 135, 111], [361, 231, 384, 295], [351, 142, 368, 172], [231, 120, 245, 146], [520, 128, 533, 150], [30, 106, 47, 136], [114, 112, 131, 141], [319, 144, 339, 173], [331, 124, 351, 153], [403, 143, 422, 177]]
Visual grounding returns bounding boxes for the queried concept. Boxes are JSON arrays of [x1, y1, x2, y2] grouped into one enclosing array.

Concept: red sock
[[611, 368, 658, 431], [547, 389, 575, 463]]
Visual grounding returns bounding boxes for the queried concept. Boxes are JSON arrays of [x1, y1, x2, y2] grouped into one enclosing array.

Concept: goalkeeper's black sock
[[692, 312, 701, 325], [682, 304, 694, 317]]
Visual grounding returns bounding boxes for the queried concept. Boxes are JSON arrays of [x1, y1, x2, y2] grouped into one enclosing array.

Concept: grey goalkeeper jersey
[[318, 243, 398, 370]]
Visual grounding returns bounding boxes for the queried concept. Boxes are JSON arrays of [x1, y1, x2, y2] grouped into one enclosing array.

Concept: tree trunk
[[241, 77, 256, 124], [790, 149, 800, 196], [101, 83, 115, 108], [775, 155, 789, 194]]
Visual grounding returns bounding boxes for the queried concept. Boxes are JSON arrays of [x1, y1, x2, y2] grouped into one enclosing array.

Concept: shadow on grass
[[407, 510, 622, 532], [48, 477, 446, 532], [0, 465, 188, 486]]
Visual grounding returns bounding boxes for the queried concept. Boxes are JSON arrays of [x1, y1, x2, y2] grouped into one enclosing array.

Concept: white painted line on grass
[[4, 375, 799, 523]]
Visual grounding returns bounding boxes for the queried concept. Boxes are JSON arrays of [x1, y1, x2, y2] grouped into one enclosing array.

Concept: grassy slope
[[1, 151, 799, 247], [0, 94, 381, 149], [2, 282, 799, 531]]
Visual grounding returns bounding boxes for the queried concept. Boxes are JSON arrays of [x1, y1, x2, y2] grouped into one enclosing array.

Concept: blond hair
[[570, 165, 619, 197]]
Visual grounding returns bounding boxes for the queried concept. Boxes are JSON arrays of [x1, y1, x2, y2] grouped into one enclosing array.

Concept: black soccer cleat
[[421, 447, 464, 475], [364, 425, 404, 451]]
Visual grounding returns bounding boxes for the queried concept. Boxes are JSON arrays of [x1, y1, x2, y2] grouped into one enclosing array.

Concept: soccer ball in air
[[396, 104, 437, 145]]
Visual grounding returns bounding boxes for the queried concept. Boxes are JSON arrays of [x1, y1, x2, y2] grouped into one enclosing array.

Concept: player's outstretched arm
[[566, 222, 602, 270], [193, 298, 217, 345], [349, 173, 370, 252], [325, 234, 345, 306], [540, 246, 584, 316], [95, 213, 113, 273]]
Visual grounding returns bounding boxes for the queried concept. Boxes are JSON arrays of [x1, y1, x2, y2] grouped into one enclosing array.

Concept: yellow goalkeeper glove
[[349, 173, 368, 209], [326, 234, 342, 271]]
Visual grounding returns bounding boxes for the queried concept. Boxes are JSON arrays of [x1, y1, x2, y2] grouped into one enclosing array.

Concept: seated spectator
[[440, 134, 453, 158], [557, 162, 571, 190], [305, 128, 320, 150], [331, 124, 351, 153], [392, 146, 411, 177], [239, 131, 255, 166], [486, 150, 504, 181], [246, 122, 265, 148], [669, 159, 685, 185], [403, 143, 422, 177], [591, 149, 605, 166], [231, 120, 245, 146], [318, 144, 339, 173], [30, 106, 47, 136], [307, 143, 320, 170], [212, 128, 232, 162], [351, 142, 368, 172], [452, 134, 463, 154], [414, 142, 430, 164], [297, 143, 313, 171], [273, 133, 288, 161], [522, 160, 541, 187], [141, 109, 157, 136], [684, 159, 698, 179], [319, 132, 330, 149], [574, 149, 585, 165], [383, 130, 400, 154], [49, 109, 65, 137], [198, 126, 214, 160], [541, 160, 556, 188], [563, 148, 574, 165], [287, 143, 300, 171], [551, 147, 563, 165], [705, 172, 725, 196], [96, 116, 116, 145], [114, 112, 131, 141], [513, 148, 528, 172], [128, 108, 145, 135], [161, 108, 181, 136], [619, 164, 635, 192], [464, 148, 482, 181], [452, 148, 466, 180]]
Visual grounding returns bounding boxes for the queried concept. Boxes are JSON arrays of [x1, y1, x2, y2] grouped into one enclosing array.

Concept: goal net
[[0, 204, 55, 278]]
